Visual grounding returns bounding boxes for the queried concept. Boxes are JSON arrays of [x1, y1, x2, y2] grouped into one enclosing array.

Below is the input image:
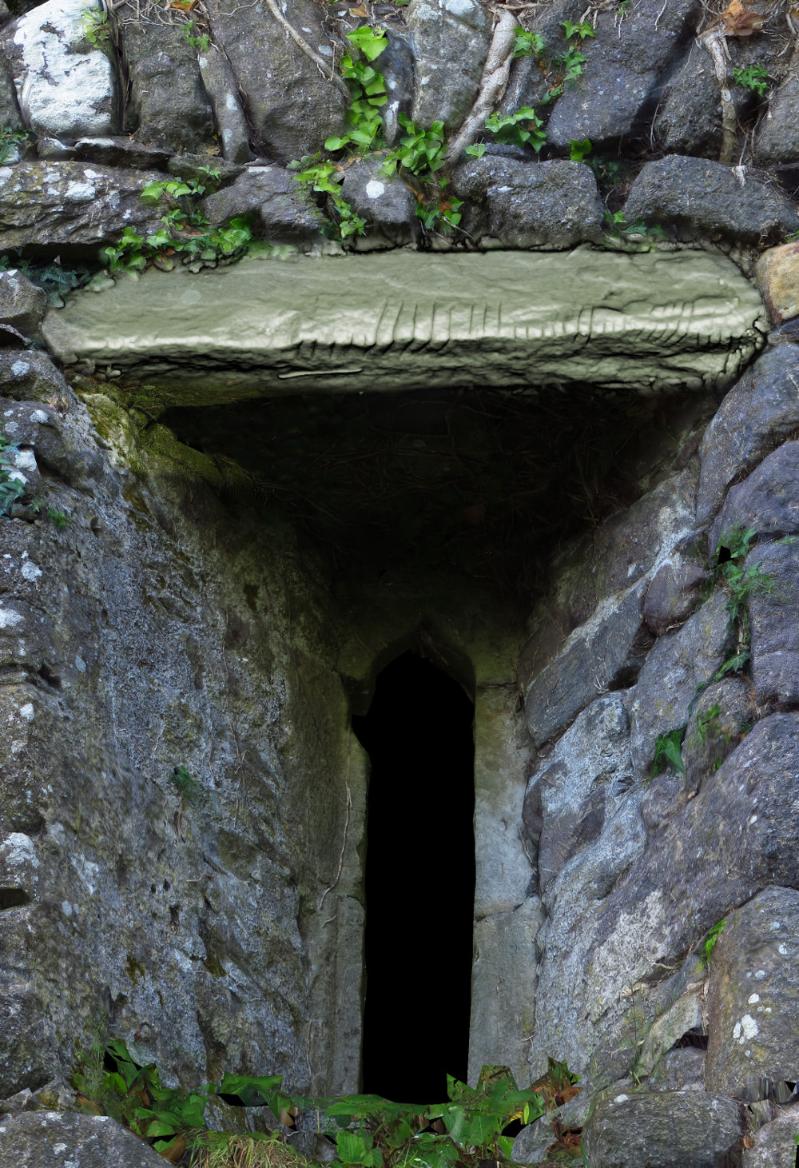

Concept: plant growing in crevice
[[74, 1040, 577, 1167], [81, 6, 111, 47], [293, 160, 366, 239], [700, 917, 726, 967], [102, 170, 253, 273], [183, 19, 211, 52], [711, 526, 773, 680], [324, 26, 389, 155], [732, 64, 770, 97], [171, 764, 203, 806], [484, 107, 547, 152], [649, 727, 686, 778], [512, 26, 545, 59], [0, 125, 28, 164], [0, 431, 25, 516]]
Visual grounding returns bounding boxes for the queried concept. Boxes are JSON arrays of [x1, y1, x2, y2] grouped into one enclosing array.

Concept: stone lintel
[[42, 248, 766, 407]]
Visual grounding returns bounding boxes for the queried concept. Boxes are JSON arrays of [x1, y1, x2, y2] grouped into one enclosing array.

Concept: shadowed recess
[[353, 653, 475, 1103]]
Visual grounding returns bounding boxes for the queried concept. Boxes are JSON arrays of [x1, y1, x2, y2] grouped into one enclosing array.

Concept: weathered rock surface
[[407, 0, 490, 130], [0, 161, 164, 250], [113, 8, 215, 153], [642, 546, 708, 636], [628, 590, 731, 775], [711, 441, 799, 548], [742, 1108, 799, 1168], [203, 165, 325, 242], [706, 888, 799, 1099], [653, 42, 722, 157], [0, 1111, 165, 1167], [524, 580, 647, 748], [523, 694, 633, 891], [582, 1090, 743, 1168], [206, 0, 347, 164], [754, 44, 799, 167], [697, 345, 799, 526], [0, 272, 46, 341], [681, 677, 753, 793], [4, 0, 117, 140], [452, 157, 603, 247], [546, 0, 702, 149], [197, 45, 251, 164], [748, 539, 799, 708], [340, 157, 417, 246], [623, 156, 799, 244], [41, 249, 765, 401], [756, 241, 799, 325]]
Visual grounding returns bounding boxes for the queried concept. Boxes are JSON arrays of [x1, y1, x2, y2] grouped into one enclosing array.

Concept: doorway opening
[[352, 652, 475, 1103]]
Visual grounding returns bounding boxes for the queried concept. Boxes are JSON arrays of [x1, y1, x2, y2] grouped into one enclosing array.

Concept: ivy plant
[[325, 26, 389, 154]]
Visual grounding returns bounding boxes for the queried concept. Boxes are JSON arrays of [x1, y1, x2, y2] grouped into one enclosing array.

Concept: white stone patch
[[19, 703, 35, 721], [748, 813, 758, 825], [443, 0, 476, 15], [65, 180, 96, 202], [12, 0, 116, 139], [225, 93, 238, 111], [3, 832, 39, 869], [613, 1094, 629, 1104], [779, 943, 789, 955], [14, 448, 37, 473], [53, 1143, 68, 1155], [61, 900, 73, 916], [365, 179, 385, 200], [754, 969, 767, 980], [0, 605, 24, 629], [733, 1014, 759, 1044], [21, 560, 42, 582], [12, 361, 30, 378], [3, 419, 18, 434], [6, 468, 26, 483], [748, 993, 760, 1005], [769, 919, 783, 931], [75, 655, 86, 672]]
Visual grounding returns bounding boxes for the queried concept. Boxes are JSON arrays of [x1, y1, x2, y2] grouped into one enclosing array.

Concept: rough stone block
[[0, 273, 45, 342], [525, 580, 647, 748], [5, 0, 117, 140], [623, 156, 799, 244], [0, 162, 165, 251], [546, 0, 702, 149], [756, 241, 799, 325], [203, 166, 326, 243], [340, 158, 417, 246], [643, 546, 709, 637], [754, 44, 799, 167], [711, 441, 799, 550], [582, 1089, 743, 1168], [113, 7, 215, 153], [697, 346, 799, 526], [524, 693, 632, 892], [0, 1111, 166, 1166], [407, 0, 490, 130], [682, 677, 754, 793], [628, 589, 731, 776], [706, 887, 799, 1099], [206, 0, 347, 164], [452, 157, 603, 248], [742, 1109, 799, 1168], [748, 539, 799, 708]]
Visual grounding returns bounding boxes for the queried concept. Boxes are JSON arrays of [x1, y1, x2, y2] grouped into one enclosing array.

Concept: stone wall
[[1, 0, 799, 1165]]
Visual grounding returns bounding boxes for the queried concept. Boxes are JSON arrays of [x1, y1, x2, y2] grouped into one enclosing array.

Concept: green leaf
[[325, 135, 350, 151], [346, 25, 388, 61], [465, 143, 486, 158]]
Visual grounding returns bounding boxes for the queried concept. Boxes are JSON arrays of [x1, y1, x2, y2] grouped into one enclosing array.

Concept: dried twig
[[263, 0, 348, 95], [447, 9, 518, 161], [699, 24, 738, 165]]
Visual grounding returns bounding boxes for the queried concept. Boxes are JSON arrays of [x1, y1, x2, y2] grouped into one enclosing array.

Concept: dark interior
[[352, 652, 475, 1103]]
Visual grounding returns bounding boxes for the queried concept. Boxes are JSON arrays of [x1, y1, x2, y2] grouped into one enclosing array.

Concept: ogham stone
[[4, 0, 117, 140]]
